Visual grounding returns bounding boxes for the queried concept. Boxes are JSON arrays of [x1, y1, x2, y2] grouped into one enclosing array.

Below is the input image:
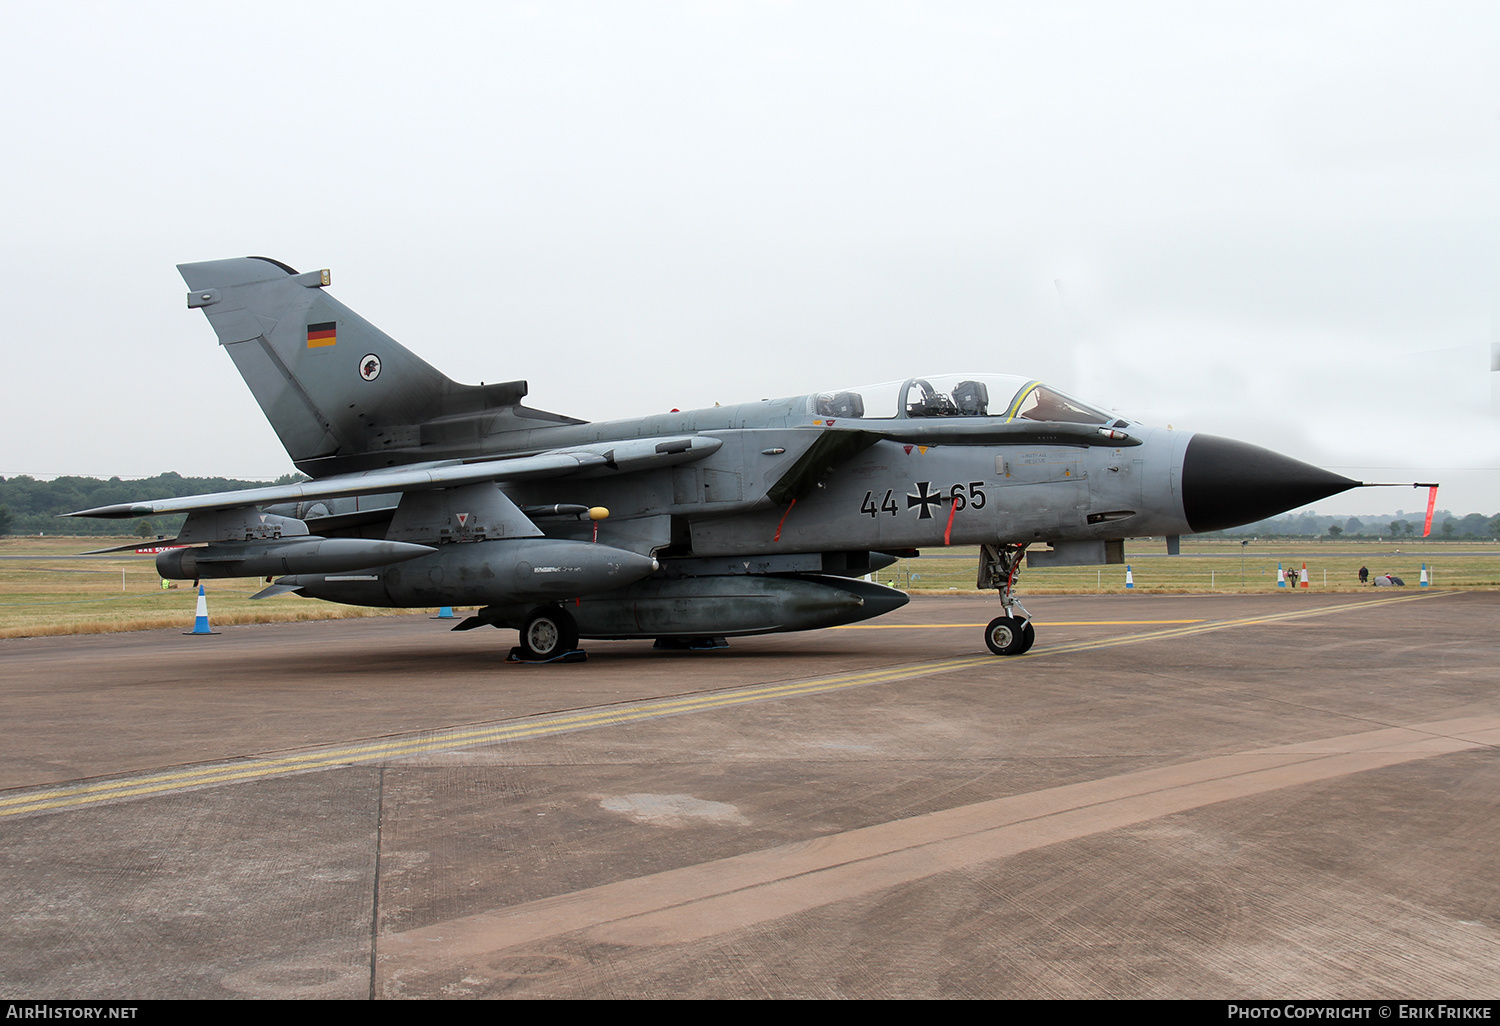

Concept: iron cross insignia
[[907, 481, 942, 519]]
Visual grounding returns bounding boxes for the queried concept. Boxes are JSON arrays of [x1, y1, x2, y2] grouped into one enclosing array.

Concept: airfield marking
[[0, 591, 1447, 820], [833, 619, 1207, 628], [379, 711, 1500, 969]]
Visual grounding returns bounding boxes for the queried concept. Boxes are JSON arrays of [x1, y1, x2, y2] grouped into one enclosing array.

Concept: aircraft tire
[[1016, 619, 1036, 654], [984, 616, 1030, 656], [519, 605, 579, 660]]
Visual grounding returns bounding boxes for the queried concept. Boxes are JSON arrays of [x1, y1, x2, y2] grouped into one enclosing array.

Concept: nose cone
[[1182, 434, 1357, 534]]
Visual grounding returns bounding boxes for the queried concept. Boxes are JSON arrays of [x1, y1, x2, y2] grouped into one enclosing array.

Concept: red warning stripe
[[773, 499, 797, 542]]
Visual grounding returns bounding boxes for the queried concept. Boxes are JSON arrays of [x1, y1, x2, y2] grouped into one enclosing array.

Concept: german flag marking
[[306, 321, 337, 348]]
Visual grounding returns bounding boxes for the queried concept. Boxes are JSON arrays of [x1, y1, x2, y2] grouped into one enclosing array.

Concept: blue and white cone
[[1125, 565, 1134, 589], [1420, 564, 1429, 587], [1277, 563, 1286, 588], [185, 584, 219, 635]]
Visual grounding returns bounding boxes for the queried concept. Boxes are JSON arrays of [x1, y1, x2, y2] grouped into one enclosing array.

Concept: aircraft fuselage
[[72, 258, 1359, 658]]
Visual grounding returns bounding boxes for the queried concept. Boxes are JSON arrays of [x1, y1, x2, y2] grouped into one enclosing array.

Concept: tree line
[[0, 473, 305, 537], [1210, 510, 1500, 540]]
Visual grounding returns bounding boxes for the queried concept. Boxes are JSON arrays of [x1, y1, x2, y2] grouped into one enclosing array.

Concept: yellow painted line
[[833, 620, 1206, 629], [1018, 591, 1444, 658], [0, 591, 1447, 819], [0, 661, 986, 819]]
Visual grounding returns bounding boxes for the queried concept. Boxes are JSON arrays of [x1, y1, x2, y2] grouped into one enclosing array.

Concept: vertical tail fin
[[178, 257, 578, 476]]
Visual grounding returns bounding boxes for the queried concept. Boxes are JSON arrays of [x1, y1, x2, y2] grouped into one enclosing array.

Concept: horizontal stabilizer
[[83, 539, 182, 554]]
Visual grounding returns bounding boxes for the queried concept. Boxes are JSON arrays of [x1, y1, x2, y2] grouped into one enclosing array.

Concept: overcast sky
[[2, 1, 1494, 516]]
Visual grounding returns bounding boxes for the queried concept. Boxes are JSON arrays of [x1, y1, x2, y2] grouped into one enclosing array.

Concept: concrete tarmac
[[1, 590, 1497, 999]]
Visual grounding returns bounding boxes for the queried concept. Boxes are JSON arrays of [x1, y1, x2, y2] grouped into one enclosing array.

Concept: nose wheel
[[978, 542, 1034, 656], [985, 616, 1035, 655]]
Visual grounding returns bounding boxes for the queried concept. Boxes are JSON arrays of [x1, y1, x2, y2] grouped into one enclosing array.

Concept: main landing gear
[[450, 603, 585, 661], [978, 542, 1035, 656], [516, 604, 580, 661]]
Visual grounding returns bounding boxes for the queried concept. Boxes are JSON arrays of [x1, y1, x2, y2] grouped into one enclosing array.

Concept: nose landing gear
[[984, 615, 1035, 655], [978, 543, 1034, 655]]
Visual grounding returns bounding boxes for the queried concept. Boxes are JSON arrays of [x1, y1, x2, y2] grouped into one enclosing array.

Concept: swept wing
[[66, 435, 721, 519]]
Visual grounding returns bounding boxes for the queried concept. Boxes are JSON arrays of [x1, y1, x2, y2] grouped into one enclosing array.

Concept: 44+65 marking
[[860, 481, 987, 520]]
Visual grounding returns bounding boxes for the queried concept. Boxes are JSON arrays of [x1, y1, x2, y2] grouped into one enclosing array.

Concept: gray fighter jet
[[69, 257, 1362, 658]]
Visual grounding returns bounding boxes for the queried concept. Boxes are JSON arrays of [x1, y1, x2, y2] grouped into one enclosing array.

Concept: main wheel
[[985, 616, 1031, 656], [519, 606, 579, 660]]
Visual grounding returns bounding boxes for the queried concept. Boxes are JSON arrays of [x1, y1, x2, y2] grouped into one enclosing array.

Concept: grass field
[[1, 535, 1495, 639], [0, 536, 425, 639], [882, 539, 1500, 594]]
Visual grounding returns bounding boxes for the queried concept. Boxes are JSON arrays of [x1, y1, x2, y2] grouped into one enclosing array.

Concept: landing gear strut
[[978, 542, 1034, 656]]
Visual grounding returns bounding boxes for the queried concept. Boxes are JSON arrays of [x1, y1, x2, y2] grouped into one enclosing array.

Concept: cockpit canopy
[[804, 373, 1123, 426]]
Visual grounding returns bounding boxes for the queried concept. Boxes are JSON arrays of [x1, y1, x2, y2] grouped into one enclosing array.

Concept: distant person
[[1358, 565, 1369, 584]]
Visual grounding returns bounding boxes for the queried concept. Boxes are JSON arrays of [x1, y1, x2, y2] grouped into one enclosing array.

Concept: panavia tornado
[[70, 256, 1367, 658]]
